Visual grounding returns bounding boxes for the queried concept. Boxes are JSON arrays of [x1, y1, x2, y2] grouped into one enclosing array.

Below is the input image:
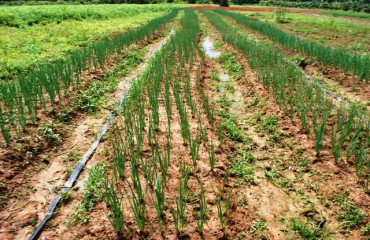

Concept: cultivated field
[[0, 4, 369, 240]]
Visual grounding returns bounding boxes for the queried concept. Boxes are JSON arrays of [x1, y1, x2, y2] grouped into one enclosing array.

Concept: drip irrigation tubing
[[28, 29, 175, 240], [29, 94, 126, 240], [300, 69, 370, 128]]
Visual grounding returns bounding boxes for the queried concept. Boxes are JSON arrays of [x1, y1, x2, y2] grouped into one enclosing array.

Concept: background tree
[[232, 0, 260, 4], [220, 0, 229, 7]]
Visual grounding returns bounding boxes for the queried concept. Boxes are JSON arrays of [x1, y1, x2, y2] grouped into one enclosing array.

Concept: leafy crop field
[[0, 4, 174, 81], [0, 4, 369, 240]]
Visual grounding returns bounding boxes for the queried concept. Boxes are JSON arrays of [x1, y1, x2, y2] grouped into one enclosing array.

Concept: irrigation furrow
[[199, 32, 335, 239]]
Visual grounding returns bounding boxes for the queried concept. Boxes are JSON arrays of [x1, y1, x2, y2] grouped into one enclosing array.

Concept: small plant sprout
[[208, 143, 216, 171], [195, 184, 207, 234], [103, 177, 124, 239]]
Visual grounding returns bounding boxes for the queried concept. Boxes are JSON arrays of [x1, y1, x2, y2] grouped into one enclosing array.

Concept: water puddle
[[202, 36, 242, 111], [219, 73, 229, 95], [232, 89, 243, 110], [202, 36, 221, 58]]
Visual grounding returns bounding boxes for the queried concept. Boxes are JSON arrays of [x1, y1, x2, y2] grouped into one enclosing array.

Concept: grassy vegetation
[[0, 11, 167, 81], [247, 11, 370, 54], [68, 164, 107, 225], [0, 4, 174, 27], [229, 149, 255, 185], [220, 113, 246, 143], [289, 218, 321, 240], [250, 218, 269, 239], [334, 194, 365, 230], [320, 10, 370, 20], [74, 47, 145, 114], [218, 52, 243, 81]]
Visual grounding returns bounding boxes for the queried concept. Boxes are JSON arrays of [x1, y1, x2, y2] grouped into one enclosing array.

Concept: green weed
[[334, 195, 364, 230], [250, 219, 268, 237], [67, 164, 107, 226], [37, 120, 62, 145], [289, 218, 321, 240]]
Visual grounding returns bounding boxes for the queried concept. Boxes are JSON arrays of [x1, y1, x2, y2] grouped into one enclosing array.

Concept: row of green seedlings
[[0, 9, 179, 144], [203, 10, 370, 191], [215, 10, 370, 83], [102, 9, 232, 238]]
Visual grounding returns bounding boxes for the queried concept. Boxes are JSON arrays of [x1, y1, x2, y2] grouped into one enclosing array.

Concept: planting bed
[[0, 5, 369, 240]]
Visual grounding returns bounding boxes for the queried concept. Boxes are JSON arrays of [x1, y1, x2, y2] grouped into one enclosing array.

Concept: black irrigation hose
[[29, 93, 127, 240], [28, 28, 175, 240]]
